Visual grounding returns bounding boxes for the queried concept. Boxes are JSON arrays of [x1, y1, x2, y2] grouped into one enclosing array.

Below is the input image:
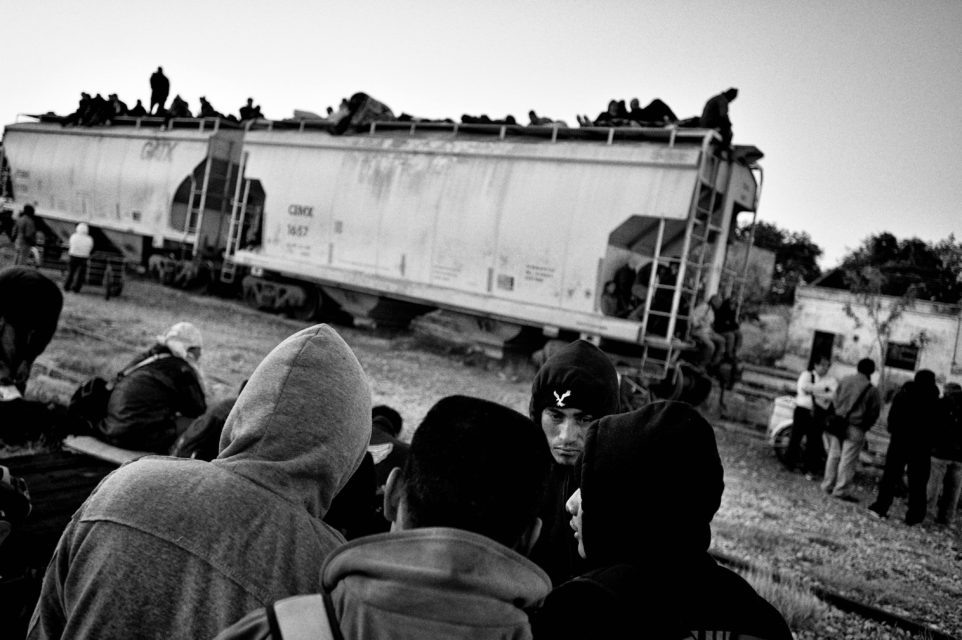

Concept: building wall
[[786, 285, 962, 386]]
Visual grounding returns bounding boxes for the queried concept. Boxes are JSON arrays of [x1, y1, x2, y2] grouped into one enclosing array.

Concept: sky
[[2, 0, 960, 268]]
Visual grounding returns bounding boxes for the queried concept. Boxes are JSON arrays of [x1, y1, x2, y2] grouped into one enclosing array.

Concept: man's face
[[566, 488, 586, 559], [541, 406, 593, 465], [815, 359, 830, 377]]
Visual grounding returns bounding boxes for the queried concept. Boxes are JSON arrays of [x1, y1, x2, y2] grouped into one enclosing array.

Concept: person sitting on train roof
[[527, 110, 568, 127], [199, 96, 225, 119], [532, 402, 792, 640], [239, 98, 258, 121], [593, 99, 631, 126], [700, 87, 738, 148], [168, 95, 192, 118], [28, 324, 373, 640], [94, 321, 207, 454], [127, 99, 147, 117], [527, 339, 621, 587], [108, 94, 128, 118], [628, 96, 678, 125], [214, 395, 551, 640]]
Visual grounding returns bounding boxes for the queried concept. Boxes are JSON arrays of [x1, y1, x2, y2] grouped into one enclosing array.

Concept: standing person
[[149, 66, 169, 115], [27, 324, 373, 640], [713, 296, 743, 362], [927, 382, 962, 525], [535, 402, 792, 640], [869, 369, 940, 524], [96, 321, 207, 453], [821, 358, 882, 502], [527, 339, 620, 586], [785, 354, 837, 475], [63, 223, 94, 293], [215, 395, 551, 640], [700, 87, 738, 148], [690, 293, 725, 369], [11, 205, 38, 266]]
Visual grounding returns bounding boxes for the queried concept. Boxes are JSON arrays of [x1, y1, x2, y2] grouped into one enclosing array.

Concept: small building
[[783, 284, 962, 390]]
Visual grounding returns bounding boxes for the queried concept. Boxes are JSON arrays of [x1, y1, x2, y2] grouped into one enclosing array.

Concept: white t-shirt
[[795, 370, 838, 411]]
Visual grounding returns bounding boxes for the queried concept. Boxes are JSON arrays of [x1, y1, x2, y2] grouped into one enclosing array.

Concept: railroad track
[[711, 549, 958, 640]]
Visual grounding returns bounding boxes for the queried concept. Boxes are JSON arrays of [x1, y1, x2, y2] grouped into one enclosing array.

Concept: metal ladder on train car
[[220, 153, 251, 284], [637, 151, 724, 379]]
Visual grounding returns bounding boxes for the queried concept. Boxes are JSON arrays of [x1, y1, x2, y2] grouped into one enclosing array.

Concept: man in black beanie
[[535, 402, 791, 639], [527, 339, 620, 585]]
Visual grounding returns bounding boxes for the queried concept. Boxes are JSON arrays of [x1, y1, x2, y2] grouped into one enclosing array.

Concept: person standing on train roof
[[527, 339, 621, 586], [149, 66, 169, 115]]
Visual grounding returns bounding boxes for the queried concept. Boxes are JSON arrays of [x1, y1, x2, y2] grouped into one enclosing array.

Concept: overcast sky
[[2, 0, 960, 267]]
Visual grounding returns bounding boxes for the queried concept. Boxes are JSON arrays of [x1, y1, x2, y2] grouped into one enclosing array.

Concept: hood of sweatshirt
[[322, 528, 550, 639], [529, 339, 620, 422], [215, 324, 372, 519], [581, 401, 723, 569]]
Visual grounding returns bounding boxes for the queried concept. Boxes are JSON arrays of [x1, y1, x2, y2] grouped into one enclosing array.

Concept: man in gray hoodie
[[27, 324, 372, 640]]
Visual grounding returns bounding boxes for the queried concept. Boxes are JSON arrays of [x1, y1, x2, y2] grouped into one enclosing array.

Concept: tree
[[737, 221, 823, 303], [842, 265, 917, 392], [837, 233, 962, 304]]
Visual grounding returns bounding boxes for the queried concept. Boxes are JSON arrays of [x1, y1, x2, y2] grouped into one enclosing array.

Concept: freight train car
[[1, 117, 243, 272], [230, 120, 763, 374]]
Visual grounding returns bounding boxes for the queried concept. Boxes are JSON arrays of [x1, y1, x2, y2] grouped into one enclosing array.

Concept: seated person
[[713, 296, 743, 362], [535, 402, 792, 639], [628, 97, 678, 125], [97, 322, 206, 453], [215, 396, 551, 640], [690, 293, 725, 369]]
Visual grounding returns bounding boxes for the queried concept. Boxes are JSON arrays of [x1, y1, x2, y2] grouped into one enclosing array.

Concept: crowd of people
[[48, 65, 739, 146], [2, 258, 961, 637], [0, 267, 795, 638], [601, 258, 743, 373], [60, 67, 267, 127], [785, 355, 962, 528]]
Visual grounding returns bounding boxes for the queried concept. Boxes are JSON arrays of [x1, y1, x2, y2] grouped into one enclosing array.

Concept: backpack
[[67, 352, 173, 430], [66, 376, 111, 428], [169, 411, 227, 460]]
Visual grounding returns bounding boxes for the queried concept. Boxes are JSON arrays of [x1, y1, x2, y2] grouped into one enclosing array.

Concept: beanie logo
[[553, 390, 571, 407]]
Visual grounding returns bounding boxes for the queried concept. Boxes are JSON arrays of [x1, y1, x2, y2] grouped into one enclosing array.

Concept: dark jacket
[[530, 463, 584, 586], [834, 373, 881, 431], [528, 340, 620, 585], [0, 267, 63, 390], [98, 344, 206, 453], [886, 379, 940, 448], [28, 324, 373, 640], [535, 402, 792, 640], [932, 389, 962, 462]]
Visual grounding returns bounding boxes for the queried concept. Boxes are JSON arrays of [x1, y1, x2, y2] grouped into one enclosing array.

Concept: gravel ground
[[17, 274, 962, 639]]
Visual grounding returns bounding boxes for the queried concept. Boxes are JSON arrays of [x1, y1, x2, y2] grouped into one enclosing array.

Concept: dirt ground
[[14, 272, 962, 639]]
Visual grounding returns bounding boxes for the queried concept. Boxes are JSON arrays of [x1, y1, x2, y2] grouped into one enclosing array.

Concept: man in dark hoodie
[[535, 402, 792, 639], [27, 324, 372, 640], [528, 339, 620, 586], [869, 369, 941, 524]]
